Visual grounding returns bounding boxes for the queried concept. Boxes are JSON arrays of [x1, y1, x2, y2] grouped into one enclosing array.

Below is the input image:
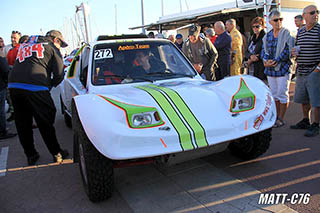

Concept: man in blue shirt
[[214, 21, 232, 80]]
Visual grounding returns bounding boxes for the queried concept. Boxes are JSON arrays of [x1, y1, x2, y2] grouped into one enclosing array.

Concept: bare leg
[[278, 102, 289, 121], [302, 103, 311, 120]]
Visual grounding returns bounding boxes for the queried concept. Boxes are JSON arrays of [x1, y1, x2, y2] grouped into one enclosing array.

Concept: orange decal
[[160, 138, 167, 148]]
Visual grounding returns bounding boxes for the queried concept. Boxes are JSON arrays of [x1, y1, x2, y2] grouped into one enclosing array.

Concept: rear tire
[[60, 95, 72, 128], [228, 129, 271, 160], [72, 100, 114, 202]]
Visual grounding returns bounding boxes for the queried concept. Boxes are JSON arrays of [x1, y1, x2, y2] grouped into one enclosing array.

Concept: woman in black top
[[244, 17, 267, 81]]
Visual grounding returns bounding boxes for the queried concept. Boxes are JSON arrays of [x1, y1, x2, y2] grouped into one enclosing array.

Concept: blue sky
[[2, 0, 319, 53], [0, 0, 222, 50]]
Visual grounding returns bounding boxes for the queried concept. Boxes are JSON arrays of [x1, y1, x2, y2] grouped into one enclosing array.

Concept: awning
[[129, 0, 265, 31]]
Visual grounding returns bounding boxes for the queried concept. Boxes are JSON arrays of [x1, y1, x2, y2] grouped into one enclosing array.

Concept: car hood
[[89, 75, 274, 134], [75, 76, 276, 159]]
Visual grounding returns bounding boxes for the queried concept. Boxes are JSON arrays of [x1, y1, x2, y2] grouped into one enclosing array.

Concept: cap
[[175, 34, 183, 39], [46, 30, 68, 48], [188, 24, 200, 36]]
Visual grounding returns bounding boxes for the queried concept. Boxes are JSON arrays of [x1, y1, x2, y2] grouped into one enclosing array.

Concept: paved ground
[[0, 83, 319, 213]]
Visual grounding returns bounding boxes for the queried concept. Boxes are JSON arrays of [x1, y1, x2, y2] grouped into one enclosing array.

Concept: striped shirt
[[296, 23, 320, 75]]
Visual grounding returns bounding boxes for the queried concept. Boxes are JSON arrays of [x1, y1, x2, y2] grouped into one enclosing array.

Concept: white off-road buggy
[[60, 34, 276, 202]]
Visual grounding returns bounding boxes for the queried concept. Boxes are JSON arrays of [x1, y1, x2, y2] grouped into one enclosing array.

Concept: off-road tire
[[72, 100, 114, 202], [228, 129, 271, 160], [60, 95, 72, 128], [72, 101, 79, 163]]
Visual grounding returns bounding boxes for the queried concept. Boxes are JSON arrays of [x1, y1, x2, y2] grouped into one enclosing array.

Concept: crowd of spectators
[[147, 4, 319, 136]]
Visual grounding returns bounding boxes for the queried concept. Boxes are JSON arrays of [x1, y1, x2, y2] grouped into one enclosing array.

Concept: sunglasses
[[272, 18, 283, 22], [252, 25, 261, 29], [305, 10, 319, 15]]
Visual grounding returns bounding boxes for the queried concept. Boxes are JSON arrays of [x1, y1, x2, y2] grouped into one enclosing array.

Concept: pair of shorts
[[294, 71, 320, 107], [267, 73, 291, 104]]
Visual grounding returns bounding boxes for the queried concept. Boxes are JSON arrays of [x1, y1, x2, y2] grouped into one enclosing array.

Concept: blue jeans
[[0, 88, 6, 134]]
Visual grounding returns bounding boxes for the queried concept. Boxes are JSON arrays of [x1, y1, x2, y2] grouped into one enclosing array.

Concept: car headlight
[[131, 111, 162, 128], [230, 78, 256, 113], [231, 97, 254, 112], [132, 113, 152, 127]]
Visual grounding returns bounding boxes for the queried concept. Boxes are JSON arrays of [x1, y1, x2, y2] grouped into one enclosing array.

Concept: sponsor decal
[[262, 93, 272, 117], [253, 115, 264, 130], [118, 44, 150, 51], [253, 93, 273, 130], [258, 193, 310, 205], [136, 84, 208, 151]]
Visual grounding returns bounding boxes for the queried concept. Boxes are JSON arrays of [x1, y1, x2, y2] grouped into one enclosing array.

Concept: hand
[[264, 60, 277, 67], [291, 48, 298, 57], [247, 59, 252, 66]]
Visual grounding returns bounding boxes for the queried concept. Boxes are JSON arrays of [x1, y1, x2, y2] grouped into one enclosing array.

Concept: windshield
[[91, 40, 196, 85]]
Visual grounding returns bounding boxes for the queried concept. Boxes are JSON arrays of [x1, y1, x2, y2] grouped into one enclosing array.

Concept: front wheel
[[73, 101, 114, 202], [228, 129, 271, 160]]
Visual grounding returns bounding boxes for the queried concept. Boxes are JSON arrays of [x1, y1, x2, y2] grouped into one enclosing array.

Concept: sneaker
[[304, 123, 319, 137], [290, 118, 310, 129], [0, 131, 17, 140], [27, 153, 40, 166], [53, 149, 69, 163]]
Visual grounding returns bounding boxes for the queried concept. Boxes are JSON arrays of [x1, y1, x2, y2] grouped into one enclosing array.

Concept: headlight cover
[[99, 95, 164, 128], [230, 78, 256, 113]]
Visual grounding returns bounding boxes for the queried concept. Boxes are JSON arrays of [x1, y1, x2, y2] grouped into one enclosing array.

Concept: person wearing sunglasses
[[2, 31, 21, 57], [290, 5, 320, 137], [8, 30, 69, 165], [243, 17, 266, 82], [261, 9, 295, 128]]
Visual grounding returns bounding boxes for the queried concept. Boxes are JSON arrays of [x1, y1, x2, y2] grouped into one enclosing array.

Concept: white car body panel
[[72, 76, 275, 160], [61, 39, 276, 160]]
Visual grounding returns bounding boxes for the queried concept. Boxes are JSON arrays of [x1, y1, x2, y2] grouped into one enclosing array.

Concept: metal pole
[[115, 4, 118, 34], [180, 0, 182, 12], [141, 0, 146, 34], [82, 3, 90, 43], [161, 0, 164, 16]]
